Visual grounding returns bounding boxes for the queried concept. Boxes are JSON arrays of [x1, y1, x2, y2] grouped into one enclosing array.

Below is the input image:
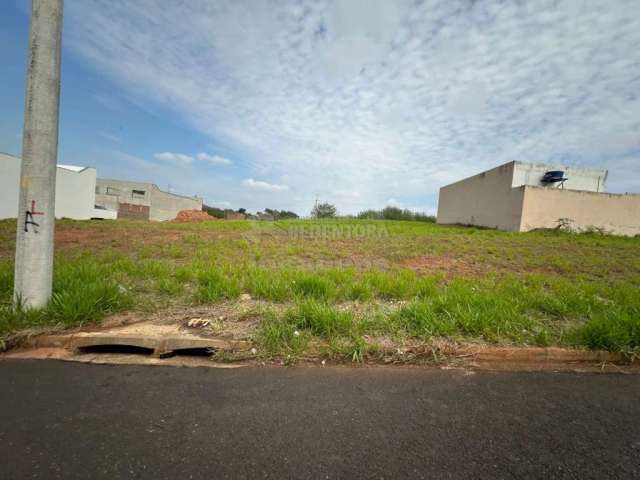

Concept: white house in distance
[[437, 160, 640, 236], [0, 152, 116, 220]]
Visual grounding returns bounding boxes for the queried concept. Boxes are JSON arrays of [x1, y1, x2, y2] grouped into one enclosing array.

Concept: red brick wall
[[117, 203, 150, 220]]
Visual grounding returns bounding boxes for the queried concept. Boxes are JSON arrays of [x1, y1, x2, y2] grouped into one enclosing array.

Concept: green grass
[[197, 268, 242, 302], [290, 272, 338, 300], [255, 300, 358, 361], [255, 310, 311, 357], [243, 268, 292, 301], [284, 299, 353, 338], [0, 218, 639, 354], [361, 269, 416, 299], [252, 274, 640, 359], [0, 255, 132, 347]]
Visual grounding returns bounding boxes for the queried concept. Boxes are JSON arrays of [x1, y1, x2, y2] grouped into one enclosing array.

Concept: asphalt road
[[0, 360, 638, 479]]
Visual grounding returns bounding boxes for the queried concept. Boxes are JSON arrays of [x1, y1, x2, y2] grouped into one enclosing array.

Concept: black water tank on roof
[[541, 171, 565, 183]]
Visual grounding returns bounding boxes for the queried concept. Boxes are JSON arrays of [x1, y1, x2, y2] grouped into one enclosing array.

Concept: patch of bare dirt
[[401, 255, 563, 278], [54, 228, 187, 251], [52, 226, 243, 252], [102, 298, 274, 341]]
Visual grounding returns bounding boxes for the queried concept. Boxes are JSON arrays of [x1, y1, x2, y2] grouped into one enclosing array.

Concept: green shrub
[[570, 313, 640, 352]]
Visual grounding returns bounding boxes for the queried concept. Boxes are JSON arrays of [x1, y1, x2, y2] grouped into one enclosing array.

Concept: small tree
[[357, 209, 382, 220], [311, 202, 337, 219], [279, 210, 299, 219], [414, 212, 436, 223], [381, 206, 404, 220], [203, 205, 225, 219], [265, 208, 279, 220]]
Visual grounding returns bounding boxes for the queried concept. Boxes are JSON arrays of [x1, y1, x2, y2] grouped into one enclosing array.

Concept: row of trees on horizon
[[204, 203, 435, 223], [312, 203, 435, 222]]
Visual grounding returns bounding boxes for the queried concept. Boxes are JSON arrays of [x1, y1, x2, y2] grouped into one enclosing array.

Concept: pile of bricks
[[171, 210, 216, 222]]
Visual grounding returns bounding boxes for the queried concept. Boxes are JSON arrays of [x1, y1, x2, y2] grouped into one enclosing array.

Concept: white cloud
[[242, 178, 289, 192], [197, 153, 232, 165], [335, 190, 361, 199], [65, 0, 640, 213], [154, 152, 194, 165]]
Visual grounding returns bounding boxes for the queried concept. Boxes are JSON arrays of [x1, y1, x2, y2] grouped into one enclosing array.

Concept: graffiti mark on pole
[[24, 200, 44, 233]]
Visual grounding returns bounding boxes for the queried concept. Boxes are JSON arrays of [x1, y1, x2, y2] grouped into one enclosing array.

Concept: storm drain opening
[[77, 344, 155, 356], [161, 347, 218, 358]]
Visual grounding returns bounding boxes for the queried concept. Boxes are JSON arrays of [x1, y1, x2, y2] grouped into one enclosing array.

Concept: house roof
[[58, 164, 89, 173], [2, 153, 92, 173]]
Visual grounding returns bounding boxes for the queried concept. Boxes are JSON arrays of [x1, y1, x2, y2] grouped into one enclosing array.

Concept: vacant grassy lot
[[1, 218, 639, 357]]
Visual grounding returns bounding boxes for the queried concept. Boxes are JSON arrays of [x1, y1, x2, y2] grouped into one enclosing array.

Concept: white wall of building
[[437, 162, 526, 231], [0, 153, 21, 220], [55, 165, 97, 219], [0, 152, 105, 220]]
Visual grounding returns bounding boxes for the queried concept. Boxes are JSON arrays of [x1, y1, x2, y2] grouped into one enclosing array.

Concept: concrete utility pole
[[14, 0, 64, 309]]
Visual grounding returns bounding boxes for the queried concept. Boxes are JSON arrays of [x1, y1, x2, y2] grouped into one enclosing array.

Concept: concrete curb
[[8, 333, 635, 373], [456, 346, 625, 364]]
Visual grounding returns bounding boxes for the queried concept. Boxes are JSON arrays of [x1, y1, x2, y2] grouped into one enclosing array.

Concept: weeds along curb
[[307, 344, 632, 368], [6, 333, 636, 373]]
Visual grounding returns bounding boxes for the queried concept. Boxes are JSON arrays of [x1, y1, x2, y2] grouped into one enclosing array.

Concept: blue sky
[[1, 0, 639, 215]]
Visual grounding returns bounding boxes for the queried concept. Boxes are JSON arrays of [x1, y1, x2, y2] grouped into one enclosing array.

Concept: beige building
[[95, 178, 202, 221], [437, 161, 640, 236]]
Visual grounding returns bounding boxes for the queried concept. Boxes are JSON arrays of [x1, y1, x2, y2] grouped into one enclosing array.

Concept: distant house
[[0, 152, 116, 220], [224, 212, 246, 220], [95, 178, 202, 221], [256, 211, 275, 221], [437, 161, 640, 236]]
